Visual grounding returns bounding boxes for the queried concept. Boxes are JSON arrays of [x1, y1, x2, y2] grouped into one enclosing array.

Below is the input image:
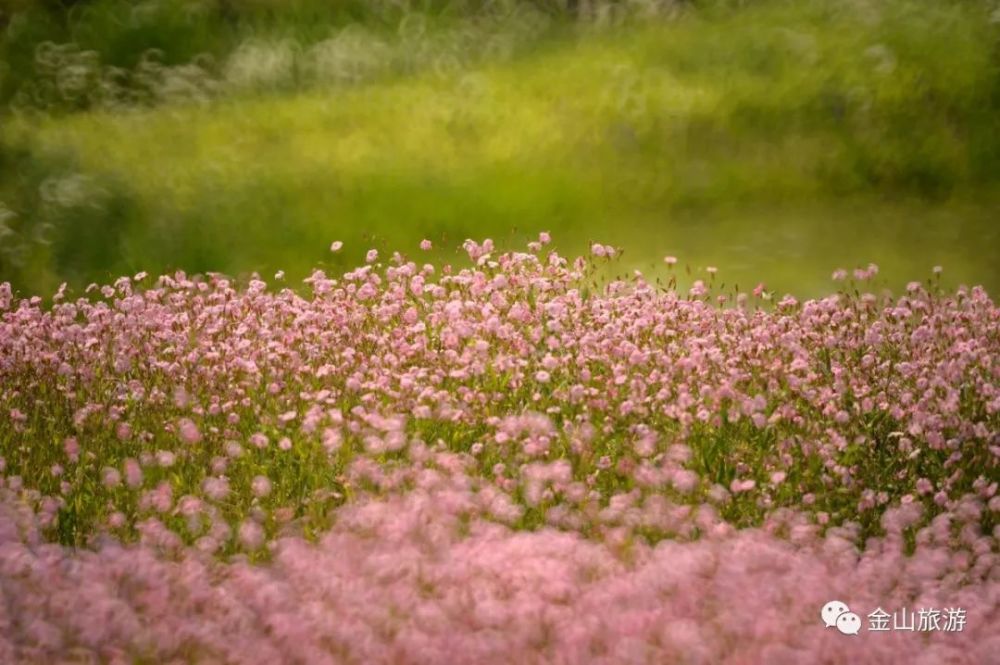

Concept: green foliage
[[0, 140, 137, 293], [1, 0, 998, 295]]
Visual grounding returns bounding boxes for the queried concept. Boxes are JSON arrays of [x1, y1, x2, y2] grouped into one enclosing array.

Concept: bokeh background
[[1, 0, 998, 297]]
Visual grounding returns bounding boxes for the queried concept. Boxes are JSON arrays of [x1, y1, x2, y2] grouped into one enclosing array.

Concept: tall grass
[[1, 0, 998, 295]]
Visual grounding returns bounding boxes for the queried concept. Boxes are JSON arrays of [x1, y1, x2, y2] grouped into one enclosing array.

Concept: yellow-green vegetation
[[1, 0, 998, 295]]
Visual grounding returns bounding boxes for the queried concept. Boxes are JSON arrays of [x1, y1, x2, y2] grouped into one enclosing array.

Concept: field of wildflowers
[[1, 238, 997, 663], [2, 1, 998, 662]]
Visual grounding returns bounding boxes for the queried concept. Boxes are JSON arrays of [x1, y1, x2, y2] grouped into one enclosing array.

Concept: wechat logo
[[821, 600, 861, 635]]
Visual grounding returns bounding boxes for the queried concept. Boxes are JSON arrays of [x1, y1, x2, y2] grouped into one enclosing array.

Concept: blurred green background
[[1, 0, 998, 297]]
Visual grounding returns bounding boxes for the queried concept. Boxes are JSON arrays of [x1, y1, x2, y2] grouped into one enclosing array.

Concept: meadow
[[0, 0, 999, 662], [1, 0, 999, 295]]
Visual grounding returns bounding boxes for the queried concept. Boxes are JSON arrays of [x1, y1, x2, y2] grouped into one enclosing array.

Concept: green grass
[[1, 0, 999, 296]]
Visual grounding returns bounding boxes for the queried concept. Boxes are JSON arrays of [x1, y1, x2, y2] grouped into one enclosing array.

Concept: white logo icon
[[821, 600, 860, 635], [821, 600, 850, 628], [836, 612, 862, 635]]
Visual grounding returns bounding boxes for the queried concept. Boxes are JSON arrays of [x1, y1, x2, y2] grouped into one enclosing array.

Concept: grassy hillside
[[1, 0, 998, 295]]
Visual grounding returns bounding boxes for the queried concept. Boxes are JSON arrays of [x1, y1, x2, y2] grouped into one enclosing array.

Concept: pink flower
[[251, 475, 272, 498], [365, 249, 378, 263], [330, 241, 343, 252], [156, 450, 176, 467], [102, 467, 121, 488], [63, 437, 79, 462], [202, 477, 230, 502], [150, 482, 173, 513], [195, 536, 219, 554], [663, 256, 677, 265], [238, 521, 265, 550], [672, 469, 699, 494], [107, 512, 126, 529], [124, 458, 143, 488], [178, 418, 202, 444], [420, 239, 432, 251], [210, 456, 228, 474], [177, 495, 203, 516], [322, 428, 342, 454]]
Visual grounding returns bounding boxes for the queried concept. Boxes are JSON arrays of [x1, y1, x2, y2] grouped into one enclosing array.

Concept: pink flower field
[[0, 238, 997, 664]]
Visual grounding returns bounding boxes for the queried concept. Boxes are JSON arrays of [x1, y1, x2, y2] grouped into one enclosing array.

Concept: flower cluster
[[0, 238, 996, 662]]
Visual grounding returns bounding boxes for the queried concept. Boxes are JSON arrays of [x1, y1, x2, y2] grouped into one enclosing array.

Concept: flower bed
[[1, 238, 997, 663]]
